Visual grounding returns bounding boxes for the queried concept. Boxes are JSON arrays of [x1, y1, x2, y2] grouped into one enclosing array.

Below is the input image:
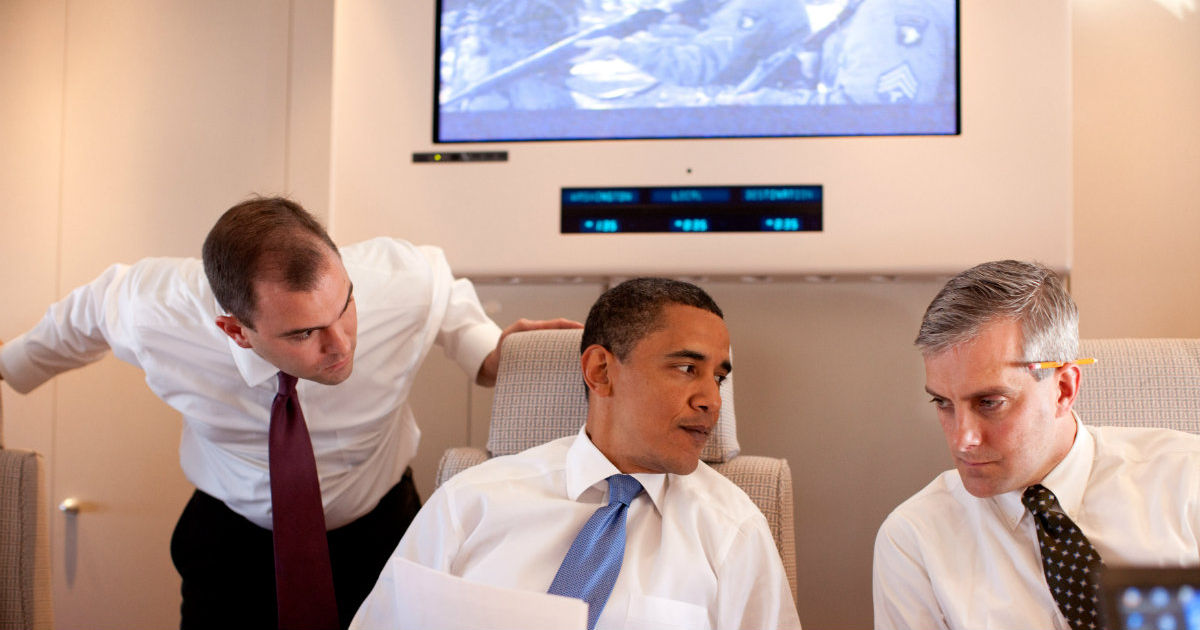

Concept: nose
[[950, 410, 983, 451], [322, 321, 352, 356], [692, 376, 723, 416]]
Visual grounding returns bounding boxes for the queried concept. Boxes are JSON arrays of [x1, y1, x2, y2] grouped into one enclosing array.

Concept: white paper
[[351, 557, 587, 630]]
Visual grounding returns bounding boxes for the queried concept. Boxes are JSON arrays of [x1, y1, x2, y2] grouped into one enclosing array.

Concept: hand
[[475, 318, 584, 387]]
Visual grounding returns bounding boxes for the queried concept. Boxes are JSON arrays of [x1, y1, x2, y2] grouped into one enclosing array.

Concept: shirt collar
[[227, 336, 279, 388], [991, 410, 1094, 529], [565, 426, 667, 514]]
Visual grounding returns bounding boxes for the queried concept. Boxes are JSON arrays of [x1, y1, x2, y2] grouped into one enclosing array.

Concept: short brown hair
[[201, 196, 339, 328]]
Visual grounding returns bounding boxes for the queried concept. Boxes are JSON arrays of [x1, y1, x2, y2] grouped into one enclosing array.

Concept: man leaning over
[[0, 196, 580, 629]]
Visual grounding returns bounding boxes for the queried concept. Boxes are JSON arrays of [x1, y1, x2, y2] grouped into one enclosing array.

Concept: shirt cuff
[[0, 333, 57, 394], [453, 321, 502, 381]]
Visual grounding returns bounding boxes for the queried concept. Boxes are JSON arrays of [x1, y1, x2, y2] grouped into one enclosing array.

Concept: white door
[[1, 1, 333, 626]]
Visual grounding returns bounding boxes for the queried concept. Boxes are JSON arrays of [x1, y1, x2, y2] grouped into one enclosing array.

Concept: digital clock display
[[561, 185, 822, 234]]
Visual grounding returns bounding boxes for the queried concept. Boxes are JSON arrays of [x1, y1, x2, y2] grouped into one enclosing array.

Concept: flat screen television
[[332, 0, 1069, 278], [434, 0, 959, 143]]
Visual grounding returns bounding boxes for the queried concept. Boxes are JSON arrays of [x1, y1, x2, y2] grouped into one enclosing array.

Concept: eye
[[978, 397, 1005, 411], [929, 396, 951, 410], [291, 330, 314, 342], [675, 364, 696, 375], [715, 374, 728, 385]]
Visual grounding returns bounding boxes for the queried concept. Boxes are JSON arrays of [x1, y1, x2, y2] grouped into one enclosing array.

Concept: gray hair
[[915, 260, 1078, 380]]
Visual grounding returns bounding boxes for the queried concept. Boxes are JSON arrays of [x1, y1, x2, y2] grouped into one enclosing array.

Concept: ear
[[1053, 363, 1082, 417], [581, 344, 615, 398], [215, 315, 254, 349]]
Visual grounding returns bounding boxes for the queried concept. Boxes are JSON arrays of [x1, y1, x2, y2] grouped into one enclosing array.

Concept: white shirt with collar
[[0, 237, 500, 529], [353, 426, 801, 630], [873, 412, 1200, 630]]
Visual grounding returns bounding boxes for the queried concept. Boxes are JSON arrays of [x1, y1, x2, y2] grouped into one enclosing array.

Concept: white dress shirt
[[873, 412, 1200, 630], [353, 427, 801, 630], [0, 237, 501, 529]]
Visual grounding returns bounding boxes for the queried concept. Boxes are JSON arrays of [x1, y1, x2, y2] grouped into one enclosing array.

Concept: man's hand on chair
[[475, 319, 583, 387]]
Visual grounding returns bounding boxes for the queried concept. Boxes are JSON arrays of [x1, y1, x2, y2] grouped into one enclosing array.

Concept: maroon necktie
[[270, 372, 339, 629]]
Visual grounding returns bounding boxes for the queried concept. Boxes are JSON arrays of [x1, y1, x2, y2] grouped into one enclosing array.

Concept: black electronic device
[[1100, 566, 1200, 630], [412, 151, 508, 163], [561, 185, 822, 234]]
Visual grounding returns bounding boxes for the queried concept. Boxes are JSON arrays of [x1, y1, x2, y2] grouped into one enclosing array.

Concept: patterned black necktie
[[1022, 484, 1105, 630]]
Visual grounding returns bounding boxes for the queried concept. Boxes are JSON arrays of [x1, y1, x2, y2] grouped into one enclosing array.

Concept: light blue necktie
[[548, 474, 644, 630]]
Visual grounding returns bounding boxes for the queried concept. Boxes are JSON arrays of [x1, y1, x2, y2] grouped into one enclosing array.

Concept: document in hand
[[350, 557, 588, 629]]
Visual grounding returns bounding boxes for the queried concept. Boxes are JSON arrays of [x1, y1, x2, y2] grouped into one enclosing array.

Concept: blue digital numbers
[[672, 218, 710, 232], [581, 219, 620, 233], [762, 217, 802, 231], [563, 185, 821, 234]]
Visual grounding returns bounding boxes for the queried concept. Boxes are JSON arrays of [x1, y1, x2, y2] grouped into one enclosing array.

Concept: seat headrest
[[487, 329, 741, 462], [1075, 338, 1200, 435]]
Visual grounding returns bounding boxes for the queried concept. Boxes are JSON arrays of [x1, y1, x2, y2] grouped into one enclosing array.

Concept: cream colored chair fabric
[[1075, 338, 1200, 434], [0, 390, 54, 629], [436, 328, 798, 603]]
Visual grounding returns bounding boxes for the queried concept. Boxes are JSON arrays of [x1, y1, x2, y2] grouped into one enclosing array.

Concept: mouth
[[681, 424, 713, 447], [325, 356, 351, 372]]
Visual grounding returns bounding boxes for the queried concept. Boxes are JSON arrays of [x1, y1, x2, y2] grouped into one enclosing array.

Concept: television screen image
[[434, 0, 959, 142]]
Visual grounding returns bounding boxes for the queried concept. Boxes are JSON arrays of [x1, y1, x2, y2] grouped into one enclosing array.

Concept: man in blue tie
[[352, 277, 801, 629]]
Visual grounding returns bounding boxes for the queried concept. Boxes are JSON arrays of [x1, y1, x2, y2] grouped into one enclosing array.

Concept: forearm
[[434, 274, 502, 384], [0, 264, 131, 393], [1, 320, 109, 394]]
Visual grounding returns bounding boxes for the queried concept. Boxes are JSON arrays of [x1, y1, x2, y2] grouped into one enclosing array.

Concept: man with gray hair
[[872, 260, 1200, 629]]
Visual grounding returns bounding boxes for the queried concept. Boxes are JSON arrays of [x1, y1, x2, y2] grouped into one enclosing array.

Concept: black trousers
[[171, 469, 421, 630]]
